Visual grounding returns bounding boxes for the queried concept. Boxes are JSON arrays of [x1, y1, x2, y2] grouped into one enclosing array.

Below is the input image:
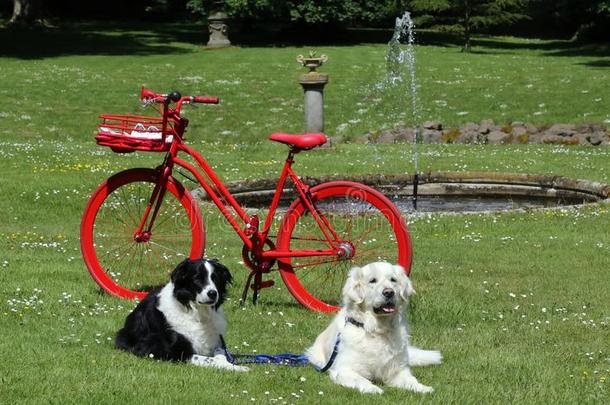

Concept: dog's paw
[[231, 365, 249, 372], [408, 347, 443, 367], [190, 355, 213, 366], [358, 384, 383, 395], [413, 383, 434, 394], [426, 350, 443, 365]]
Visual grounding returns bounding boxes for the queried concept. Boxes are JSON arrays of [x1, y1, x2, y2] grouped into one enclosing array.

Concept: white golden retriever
[[306, 262, 441, 394]]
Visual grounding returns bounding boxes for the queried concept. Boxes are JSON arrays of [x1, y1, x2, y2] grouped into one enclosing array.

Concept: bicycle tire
[[277, 181, 412, 312], [80, 168, 205, 299]]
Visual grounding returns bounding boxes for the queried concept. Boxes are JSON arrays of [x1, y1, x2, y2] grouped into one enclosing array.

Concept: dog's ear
[[394, 264, 416, 300], [171, 258, 192, 285], [342, 266, 365, 305], [209, 259, 232, 286], [207, 259, 232, 310], [171, 259, 195, 307]]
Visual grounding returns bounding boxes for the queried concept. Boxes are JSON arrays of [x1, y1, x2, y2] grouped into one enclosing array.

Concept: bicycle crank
[[239, 238, 277, 306]]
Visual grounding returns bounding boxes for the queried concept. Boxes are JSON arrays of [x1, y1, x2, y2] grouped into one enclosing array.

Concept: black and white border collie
[[115, 258, 247, 371]]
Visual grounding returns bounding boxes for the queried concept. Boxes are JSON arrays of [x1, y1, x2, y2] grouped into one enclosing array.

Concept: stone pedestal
[[299, 73, 328, 133], [207, 11, 231, 48], [297, 52, 329, 134]]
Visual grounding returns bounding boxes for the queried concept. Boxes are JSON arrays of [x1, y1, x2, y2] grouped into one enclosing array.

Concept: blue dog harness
[[315, 317, 364, 372]]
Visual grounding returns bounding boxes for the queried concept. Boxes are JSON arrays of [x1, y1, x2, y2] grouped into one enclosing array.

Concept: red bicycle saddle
[[269, 133, 328, 150]]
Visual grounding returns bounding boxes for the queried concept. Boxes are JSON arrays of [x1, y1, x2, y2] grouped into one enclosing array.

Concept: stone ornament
[[207, 10, 231, 48], [297, 51, 329, 73]]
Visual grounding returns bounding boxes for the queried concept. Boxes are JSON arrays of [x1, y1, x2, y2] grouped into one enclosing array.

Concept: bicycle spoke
[[97, 242, 137, 262], [290, 257, 342, 269], [147, 240, 188, 256]]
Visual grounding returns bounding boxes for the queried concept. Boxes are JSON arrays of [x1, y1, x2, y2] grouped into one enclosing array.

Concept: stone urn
[[207, 9, 231, 48], [297, 51, 329, 73]]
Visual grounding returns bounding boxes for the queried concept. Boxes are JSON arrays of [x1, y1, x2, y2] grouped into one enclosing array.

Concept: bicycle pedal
[[250, 279, 275, 290]]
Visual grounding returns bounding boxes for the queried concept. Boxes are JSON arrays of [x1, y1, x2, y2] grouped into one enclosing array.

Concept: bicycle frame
[[136, 135, 343, 262], [84, 89, 412, 310]]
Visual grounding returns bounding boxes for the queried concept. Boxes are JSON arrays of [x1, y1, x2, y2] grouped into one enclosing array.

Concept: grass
[[0, 21, 609, 404]]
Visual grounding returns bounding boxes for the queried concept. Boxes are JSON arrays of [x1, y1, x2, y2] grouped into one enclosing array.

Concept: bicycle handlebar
[[140, 86, 220, 106], [193, 96, 220, 104]]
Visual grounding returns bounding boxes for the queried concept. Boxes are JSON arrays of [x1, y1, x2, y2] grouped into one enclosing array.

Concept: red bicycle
[[80, 88, 412, 312]]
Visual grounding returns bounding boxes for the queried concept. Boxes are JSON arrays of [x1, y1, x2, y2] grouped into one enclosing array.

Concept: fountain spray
[[386, 12, 420, 210]]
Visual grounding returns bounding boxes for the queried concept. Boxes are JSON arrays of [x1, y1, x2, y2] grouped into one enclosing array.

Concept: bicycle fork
[[134, 166, 172, 243]]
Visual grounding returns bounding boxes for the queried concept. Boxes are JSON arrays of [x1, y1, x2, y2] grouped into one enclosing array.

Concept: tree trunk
[[10, 0, 42, 25], [462, 0, 472, 52], [463, 26, 471, 52]]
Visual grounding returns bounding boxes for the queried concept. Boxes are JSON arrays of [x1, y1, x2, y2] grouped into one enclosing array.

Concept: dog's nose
[[207, 290, 218, 300], [382, 288, 395, 299]]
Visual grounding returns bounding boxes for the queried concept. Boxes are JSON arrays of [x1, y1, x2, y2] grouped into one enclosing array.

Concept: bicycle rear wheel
[[277, 181, 411, 312], [80, 168, 205, 299]]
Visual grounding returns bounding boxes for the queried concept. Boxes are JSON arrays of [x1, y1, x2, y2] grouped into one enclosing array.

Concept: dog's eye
[[369, 278, 377, 284], [390, 277, 397, 282]]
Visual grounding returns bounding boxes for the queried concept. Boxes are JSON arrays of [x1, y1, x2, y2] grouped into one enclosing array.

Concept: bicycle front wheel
[[80, 168, 205, 299], [277, 181, 412, 312]]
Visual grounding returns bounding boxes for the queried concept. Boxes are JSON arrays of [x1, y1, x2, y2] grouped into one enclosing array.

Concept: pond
[[198, 172, 608, 214]]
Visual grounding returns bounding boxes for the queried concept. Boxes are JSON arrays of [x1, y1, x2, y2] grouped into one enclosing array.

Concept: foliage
[[2, 0, 609, 42], [522, 0, 610, 40], [408, 0, 529, 51], [183, 0, 403, 25], [572, 0, 610, 41]]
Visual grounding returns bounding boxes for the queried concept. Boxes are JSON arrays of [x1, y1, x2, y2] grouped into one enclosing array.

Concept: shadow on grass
[[472, 36, 610, 59], [233, 26, 464, 48], [0, 20, 467, 57], [0, 21, 206, 59], [579, 59, 610, 68], [3, 20, 608, 63]]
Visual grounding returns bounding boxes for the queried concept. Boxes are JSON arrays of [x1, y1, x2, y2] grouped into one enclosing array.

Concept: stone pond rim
[[192, 172, 610, 212]]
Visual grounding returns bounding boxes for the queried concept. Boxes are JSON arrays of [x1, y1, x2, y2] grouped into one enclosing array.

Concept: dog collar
[[346, 317, 364, 329]]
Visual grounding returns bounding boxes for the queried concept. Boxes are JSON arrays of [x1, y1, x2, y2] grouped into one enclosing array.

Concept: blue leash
[[219, 317, 355, 370], [219, 335, 310, 367]]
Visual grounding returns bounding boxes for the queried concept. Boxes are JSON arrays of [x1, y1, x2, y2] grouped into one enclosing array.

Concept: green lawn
[[0, 22, 609, 404]]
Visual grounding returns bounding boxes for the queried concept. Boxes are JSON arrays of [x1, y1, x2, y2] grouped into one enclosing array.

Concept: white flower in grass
[[335, 123, 348, 133]]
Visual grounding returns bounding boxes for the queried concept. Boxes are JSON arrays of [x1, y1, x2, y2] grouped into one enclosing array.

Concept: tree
[[184, 0, 401, 26], [409, 0, 529, 51], [571, 0, 610, 41], [9, 0, 42, 24], [525, 0, 610, 40]]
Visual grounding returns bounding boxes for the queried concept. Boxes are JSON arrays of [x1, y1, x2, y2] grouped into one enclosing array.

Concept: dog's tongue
[[381, 304, 395, 313]]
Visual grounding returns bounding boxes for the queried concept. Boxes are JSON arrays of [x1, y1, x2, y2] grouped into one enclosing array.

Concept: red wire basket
[[96, 114, 176, 153]]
